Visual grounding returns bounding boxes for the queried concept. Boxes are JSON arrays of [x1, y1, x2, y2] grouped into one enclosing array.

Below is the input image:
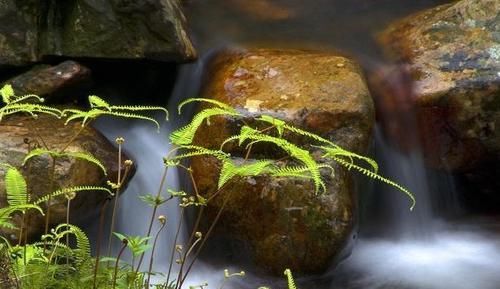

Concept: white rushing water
[[328, 128, 500, 289]]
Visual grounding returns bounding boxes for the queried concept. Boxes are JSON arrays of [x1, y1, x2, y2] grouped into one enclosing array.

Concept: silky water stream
[[93, 1, 500, 288]]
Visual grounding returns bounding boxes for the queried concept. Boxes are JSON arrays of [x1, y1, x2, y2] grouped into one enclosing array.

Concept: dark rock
[[0, 0, 195, 66], [2, 61, 91, 102], [378, 0, 500, 171], [0, 114, 134, 242], [191, 48, 374, 275]]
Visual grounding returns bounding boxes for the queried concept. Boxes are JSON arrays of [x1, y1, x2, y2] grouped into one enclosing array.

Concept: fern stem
[[107, 140, 123, 261], [44, 157, 57, 236], [135, 165, 169, 274], [112, 239, 128, 289], [93, 197, 110, 289], [146, 219, 166, 288], [59, 125, 86, 153], [179, 192, 231, 288], [66, 198, 70, 266], [166, 207, 185, 286]]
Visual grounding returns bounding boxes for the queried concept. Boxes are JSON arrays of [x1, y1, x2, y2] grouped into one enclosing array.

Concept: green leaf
[[5, 167, 28, 206], [89, 95, 111, 110], [0, 84, 14, 104], [33, 186, 113, 205]]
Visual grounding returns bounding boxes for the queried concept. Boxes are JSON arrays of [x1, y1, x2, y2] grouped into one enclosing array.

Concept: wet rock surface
[[191, 48, 374, 274], [0, 114, 133, 242], [0, 0, 195, 66], [2, 61, 91, 102], [378, 0, 500, 171]]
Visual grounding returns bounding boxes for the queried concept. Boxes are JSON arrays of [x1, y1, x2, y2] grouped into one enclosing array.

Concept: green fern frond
[[65, 151, 107, 175], [317, 145, 379, 173], [0, 84, 14, 104], [23, 148, 107, 175], [10, 94, 45, 104], [110, 105, 169, 120], [218, 159, 274, 188], [54, 224, 91, 267], [177, 98, 236, 114], [5, 167, 28, 206], [0, 205, 44, 229], [33, 186, 112, 205], [108, 111, 161, 131], [170, 107, 241, 145], [332, 156, 415, 210], [0, 103, 62, 121], [89, 95, 111, 110], [62, 95, 168, 130], [235, 126, 325, 193], [284, 269, 297, 289], [166, 145, 230, 166]]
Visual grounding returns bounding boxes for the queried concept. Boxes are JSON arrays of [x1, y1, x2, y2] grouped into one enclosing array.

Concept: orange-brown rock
[[0, 114, 133, 242], [378, 0, 500, 171], [190, 48, 374, 275]]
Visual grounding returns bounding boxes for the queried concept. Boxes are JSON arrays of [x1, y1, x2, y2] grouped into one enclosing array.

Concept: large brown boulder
[[0, 114, 133, 242], [378, 0, 500, 171], [190, 48, 374, 274], [0, 0, 195, 66]]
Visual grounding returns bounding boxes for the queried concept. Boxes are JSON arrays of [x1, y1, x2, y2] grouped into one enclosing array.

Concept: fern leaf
[[284, 269, 297, 289], [111, 105, 169, 120], [5, 167, 28, 206], [333, 156, 415, 210], [170, 107, 240, 145], [55, 224, 91, 268], [107, 111, 161, 132], [33, 186, 112, 205], [218, 159, 274, 188], [23, 148, 53, 165], [0, 84, 14, 104], [10, 94, 45, 104], [0, 205, 44, 229], [177, 98, 237, 114], [89, 95, 111, 110], [65, 151, 107, 175], [167, 145, 230, 165], [317, 145, 379, 173], [235, 126, 325, 193]]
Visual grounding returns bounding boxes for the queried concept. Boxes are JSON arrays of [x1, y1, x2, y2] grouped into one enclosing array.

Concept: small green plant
[[0, 84, 414, 289]]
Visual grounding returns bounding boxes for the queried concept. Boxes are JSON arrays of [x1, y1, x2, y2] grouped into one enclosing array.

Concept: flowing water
[[94, 0, 500, 288]]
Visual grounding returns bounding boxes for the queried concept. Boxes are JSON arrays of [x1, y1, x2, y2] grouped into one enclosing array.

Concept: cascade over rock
[[0, 0, 195, 66], [0, 114, 134, 242], [378, 0, 500, 171], [190, 48, 374, 274]]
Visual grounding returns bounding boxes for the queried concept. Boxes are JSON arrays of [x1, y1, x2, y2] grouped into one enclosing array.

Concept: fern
[[228, 125, 325, 193], [315, 145, 379, 174], [5, 167, 29, 205], [53, 224, 91, 268], [62, 95, 168, 131], [0, 205, 43, 229], [164, 145, 230, 166], [0, 84, 14, 104], [0, 103, 62, 121], [33, 186, 112, 205], [332, 156, 415, 210], [23, 148, 107, 175], [177, 98, 236, 114], [170, 107, 241, 146], [284, 269, 297, 289], [218, 159, 274, 188]]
